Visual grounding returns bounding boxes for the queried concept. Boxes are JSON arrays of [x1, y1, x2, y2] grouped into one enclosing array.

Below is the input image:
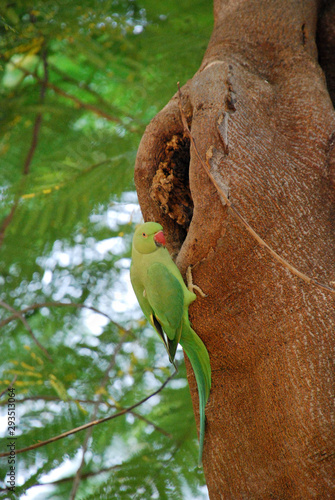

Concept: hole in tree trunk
[[150, 134, 192, 249]]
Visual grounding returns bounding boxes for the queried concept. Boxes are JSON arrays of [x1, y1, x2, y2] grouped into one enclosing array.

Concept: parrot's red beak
[[153, 230, 166, 247]]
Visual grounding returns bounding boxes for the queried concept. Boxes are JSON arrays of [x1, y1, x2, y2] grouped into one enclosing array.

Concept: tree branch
[[0, 376, 17, 400], [29, 464, 121, 488], [10, 61, 123, 124], [0, 201, 19, 249], [48, 62, 122, 117], [47, 81, 122, 123], [0, 49, 49, 248], [0, 372, 176, 458], [23, 47, 48, 175], [0, 300, 52, 361], [0, 301, 134, 338], [0, 394, 172, 437]]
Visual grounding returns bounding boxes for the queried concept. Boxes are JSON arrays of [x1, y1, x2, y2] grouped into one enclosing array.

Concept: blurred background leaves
[[0, 1, 212, 498]]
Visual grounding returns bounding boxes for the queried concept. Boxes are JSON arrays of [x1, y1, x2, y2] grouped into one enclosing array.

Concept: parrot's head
[[133, 222, 166, 254]]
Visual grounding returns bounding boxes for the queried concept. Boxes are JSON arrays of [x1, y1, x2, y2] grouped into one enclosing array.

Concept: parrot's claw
[[192, 284, 207, 298], [186, 266, 207, 297]]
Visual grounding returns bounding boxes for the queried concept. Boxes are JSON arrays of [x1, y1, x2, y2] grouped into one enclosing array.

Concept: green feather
[[180, 319, 211, 466], [130, 222, 212, 465]]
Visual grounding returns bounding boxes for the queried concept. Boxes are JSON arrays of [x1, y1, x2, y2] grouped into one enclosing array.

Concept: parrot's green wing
[[146, 262, 184, 362], [130, 263, 154, 323]]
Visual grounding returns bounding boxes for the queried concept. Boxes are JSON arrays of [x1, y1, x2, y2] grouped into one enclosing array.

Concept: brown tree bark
[[135, 0, 335, 498]]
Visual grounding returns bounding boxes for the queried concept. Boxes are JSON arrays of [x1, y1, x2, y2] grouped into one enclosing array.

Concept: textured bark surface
[[135, 0, 335, 498]]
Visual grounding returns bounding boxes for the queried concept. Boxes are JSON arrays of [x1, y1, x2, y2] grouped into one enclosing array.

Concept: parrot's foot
[[186, 266, 207, 297]]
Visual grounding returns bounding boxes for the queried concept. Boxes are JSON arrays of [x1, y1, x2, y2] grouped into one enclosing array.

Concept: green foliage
[[0, 1, 211, 498]]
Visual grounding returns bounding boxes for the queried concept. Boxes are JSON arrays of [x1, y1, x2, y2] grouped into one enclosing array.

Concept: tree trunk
[[135, 0, 335, 498]]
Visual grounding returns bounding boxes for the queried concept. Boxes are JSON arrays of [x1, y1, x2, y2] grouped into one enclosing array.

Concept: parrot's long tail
[[180, 321, 211, 466]]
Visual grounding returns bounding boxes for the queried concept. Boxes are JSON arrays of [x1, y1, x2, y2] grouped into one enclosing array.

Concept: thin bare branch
[[0, 376, 17, 400], [0, 372, 176, 458], [0, 300, 52, 361], [11, 61, 122, 124], [30, 464, 121, 488], [0, 301, 134, 337], [48, 62, 122, 117], [47, 81, 122, 123], [0, 50, 48, 248], [33, 437, 187, 493], [0, 394, 172, 437], [23, 47, 48, 175], [127, 409, 172, 438], [177, 83, 335, 297], [0, 201, 19, 249]]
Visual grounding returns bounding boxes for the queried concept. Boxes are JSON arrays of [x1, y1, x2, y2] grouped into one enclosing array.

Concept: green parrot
[[130, 221, 211, 465]]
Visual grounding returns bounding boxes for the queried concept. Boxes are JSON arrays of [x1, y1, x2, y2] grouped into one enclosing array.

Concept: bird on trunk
[[130, 221, 211, 465]]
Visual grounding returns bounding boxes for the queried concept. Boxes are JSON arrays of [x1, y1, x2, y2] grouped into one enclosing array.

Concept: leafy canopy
[[0, 1, 212, 498]]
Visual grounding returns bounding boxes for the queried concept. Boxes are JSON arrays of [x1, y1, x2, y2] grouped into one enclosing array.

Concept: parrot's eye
[[142, 232, 148, 238]]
